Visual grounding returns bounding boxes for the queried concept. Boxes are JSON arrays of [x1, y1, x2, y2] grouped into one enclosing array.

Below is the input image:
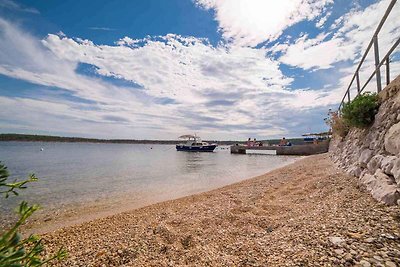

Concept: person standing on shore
[[279, 137, 288, 146]]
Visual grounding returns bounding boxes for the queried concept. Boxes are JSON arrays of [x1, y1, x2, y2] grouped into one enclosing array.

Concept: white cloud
[[316, 11, 332, 28], [1, 0, 398, 141], [0, 0, 39, 14], [278, 0, 400, 70], [194, 0, 333, 46], [279, 33, 358, 70], [0, 17, 341, 140], [88, 27, 116, 31]]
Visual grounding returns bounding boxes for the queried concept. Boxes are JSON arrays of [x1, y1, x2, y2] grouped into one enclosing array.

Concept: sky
[[0, 0, 399, 140]]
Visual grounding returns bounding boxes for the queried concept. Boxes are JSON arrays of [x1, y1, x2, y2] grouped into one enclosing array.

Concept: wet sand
[[22, 189, 188, 235], [42, 154, 400, 266]]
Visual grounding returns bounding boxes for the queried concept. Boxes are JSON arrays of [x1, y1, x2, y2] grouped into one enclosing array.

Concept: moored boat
[[176, 135, 217, 152]]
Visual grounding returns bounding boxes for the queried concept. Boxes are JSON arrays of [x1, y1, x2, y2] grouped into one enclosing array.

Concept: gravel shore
[[42, 154, 400, 266]]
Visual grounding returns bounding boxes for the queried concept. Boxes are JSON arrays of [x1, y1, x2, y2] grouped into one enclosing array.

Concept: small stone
[[373, 255, 384, 262], [350, 249, 358, 255], [181, 235, 193, 249], [379, 251, 388, 258], [360, 259, 371, 267], [380, 233, 395, 239], [334, 249, 344, 255], [95, 250, 106, 258], [344, 253, 353, 262], [385, 261, 396, 267], [364, 237, 376, 243], [348, 232, 363, 239], [329, 236, 345, 246]]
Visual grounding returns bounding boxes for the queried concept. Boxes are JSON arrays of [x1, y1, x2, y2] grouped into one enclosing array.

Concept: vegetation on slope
[[341, 92, 380, 128], [326, 92, 380, 137]]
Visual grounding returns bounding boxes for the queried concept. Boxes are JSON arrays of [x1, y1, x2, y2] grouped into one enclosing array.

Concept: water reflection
[[179, 152, 211, 172], [0, 142, 299, 218]]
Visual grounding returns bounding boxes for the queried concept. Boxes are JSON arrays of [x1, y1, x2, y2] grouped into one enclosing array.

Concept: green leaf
[[0, 162, 67, 266]]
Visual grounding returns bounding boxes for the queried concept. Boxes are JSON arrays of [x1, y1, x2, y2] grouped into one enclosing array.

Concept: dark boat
[[176, 134, 217, 152]]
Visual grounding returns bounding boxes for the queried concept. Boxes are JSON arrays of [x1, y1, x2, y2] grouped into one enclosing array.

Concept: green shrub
[[0, 162, 67, 266], [341, 92, 380, 128], [325, 110, 349, 138]]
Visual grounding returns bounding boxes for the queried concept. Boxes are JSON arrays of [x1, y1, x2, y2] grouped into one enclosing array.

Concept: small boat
[[176, 134, 217, 152]]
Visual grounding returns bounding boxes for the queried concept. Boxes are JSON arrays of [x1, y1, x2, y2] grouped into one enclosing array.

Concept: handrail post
[[386, 57, 390, 85], [338, 0, 398, 110], [373, 35, 382, 92]]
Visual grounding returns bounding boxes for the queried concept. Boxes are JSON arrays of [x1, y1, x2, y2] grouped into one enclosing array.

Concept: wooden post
[[386, 57, 390, 85], [373, 35, 382, 92]]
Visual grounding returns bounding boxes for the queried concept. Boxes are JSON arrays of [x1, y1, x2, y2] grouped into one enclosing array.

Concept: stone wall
[[330, 75, 400, 205]]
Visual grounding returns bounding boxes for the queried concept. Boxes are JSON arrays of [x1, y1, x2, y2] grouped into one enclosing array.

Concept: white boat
[[176, 135, 217, 152]]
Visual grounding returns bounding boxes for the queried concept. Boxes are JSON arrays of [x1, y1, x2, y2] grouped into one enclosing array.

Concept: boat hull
[[176, 145, 217, 152]]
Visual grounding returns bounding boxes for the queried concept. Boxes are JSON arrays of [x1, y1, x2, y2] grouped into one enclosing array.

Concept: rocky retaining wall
[[330, 75, 400, 205]]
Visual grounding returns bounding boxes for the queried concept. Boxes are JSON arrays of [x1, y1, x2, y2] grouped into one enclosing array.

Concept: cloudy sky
[[0, 0, 399, 140]]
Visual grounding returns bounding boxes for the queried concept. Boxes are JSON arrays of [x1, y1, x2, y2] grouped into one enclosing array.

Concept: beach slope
[[43, 154, 400, 266]]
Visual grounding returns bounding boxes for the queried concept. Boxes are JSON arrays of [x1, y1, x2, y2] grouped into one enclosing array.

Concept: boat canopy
[[178, 134, 198, 139], [302, 131, 331, 137]]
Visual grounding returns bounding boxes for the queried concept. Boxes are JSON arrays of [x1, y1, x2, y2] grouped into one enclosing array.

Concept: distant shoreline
[[0, 133, 239, 145], [0, 133, 305, 146]]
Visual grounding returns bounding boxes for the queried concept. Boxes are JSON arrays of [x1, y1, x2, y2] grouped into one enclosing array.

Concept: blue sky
[[0, 0, 399, 140]]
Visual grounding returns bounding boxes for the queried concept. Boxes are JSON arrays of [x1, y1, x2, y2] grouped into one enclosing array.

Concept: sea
[[0, 142, 300, 229]]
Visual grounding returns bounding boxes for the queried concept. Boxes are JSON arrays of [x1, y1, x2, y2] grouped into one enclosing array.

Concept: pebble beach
[[41, 154, 400, 266]]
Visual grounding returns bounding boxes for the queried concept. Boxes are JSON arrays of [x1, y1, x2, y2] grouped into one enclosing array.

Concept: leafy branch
[[0, 164, 38, 198], [0, 161, 67, 266]]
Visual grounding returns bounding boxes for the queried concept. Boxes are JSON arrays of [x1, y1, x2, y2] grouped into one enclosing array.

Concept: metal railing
[[338, 0, 399, 111]]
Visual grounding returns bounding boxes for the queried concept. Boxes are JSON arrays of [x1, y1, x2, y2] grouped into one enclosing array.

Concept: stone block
[[359, 149, 373, 167], [367, 155, 384, 174], [381, 156, 397, 176], [392, 158, 400, 185], [359, 169, 400, 205], [384, 122, 400, 155]]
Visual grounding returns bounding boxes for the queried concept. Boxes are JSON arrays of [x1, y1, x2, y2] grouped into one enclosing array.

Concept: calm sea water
[[0, 142, 299, 222]]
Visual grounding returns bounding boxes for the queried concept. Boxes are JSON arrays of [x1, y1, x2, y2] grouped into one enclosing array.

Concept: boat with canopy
[[176, 134, 217, 152]]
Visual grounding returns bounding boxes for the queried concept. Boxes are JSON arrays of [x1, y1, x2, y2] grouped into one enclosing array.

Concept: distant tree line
[[0, 134, 306, 146], [0, 134, 179, 144]]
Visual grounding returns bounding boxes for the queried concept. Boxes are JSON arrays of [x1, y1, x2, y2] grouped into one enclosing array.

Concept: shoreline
[[20, 155, 301, 235], [0, 134, 306, 146], [0, 140, 178, 145], [0, 134, 237, 145], [42, 154, 400, 266]]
